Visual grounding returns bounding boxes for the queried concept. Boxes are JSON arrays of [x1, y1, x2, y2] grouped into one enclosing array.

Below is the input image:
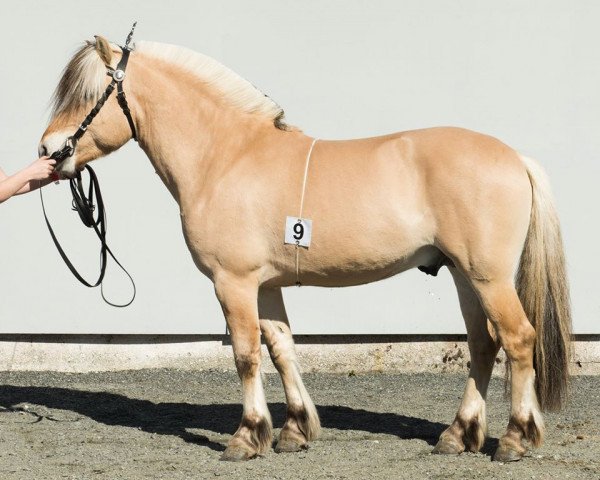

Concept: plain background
[[0, 1, 597, 334]]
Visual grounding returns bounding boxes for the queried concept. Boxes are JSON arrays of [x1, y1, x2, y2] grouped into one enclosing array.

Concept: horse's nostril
[[39, 144, 48, 157]]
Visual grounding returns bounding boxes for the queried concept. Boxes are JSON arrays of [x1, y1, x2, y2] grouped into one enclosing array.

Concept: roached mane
[[50, 39, 289, 130]]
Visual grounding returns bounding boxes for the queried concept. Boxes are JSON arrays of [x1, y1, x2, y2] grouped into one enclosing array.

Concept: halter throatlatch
[[43, 23, 139, 307]]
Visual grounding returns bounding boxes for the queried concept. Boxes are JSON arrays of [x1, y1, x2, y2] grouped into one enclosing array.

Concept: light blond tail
[[517, 156, 572, 412]]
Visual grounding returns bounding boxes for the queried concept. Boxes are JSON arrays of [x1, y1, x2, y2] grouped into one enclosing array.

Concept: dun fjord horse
[[40, 36, 571, 462]]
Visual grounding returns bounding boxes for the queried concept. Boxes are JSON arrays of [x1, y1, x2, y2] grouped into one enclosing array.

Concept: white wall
[[0, 1, 597, 334]]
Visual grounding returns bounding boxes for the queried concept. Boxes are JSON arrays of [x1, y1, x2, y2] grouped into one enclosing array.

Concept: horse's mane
[[51, 41, 109, 118], [51, 39, 288, 130]]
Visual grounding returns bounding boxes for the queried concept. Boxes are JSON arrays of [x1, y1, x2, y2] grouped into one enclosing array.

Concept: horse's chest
[[179, 209, 268, 275]]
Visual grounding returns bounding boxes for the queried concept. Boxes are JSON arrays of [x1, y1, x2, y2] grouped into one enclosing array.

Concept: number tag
[[284, 216, 312, 248]]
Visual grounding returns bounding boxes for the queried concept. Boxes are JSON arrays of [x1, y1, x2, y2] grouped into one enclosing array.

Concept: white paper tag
[[284, 216, 312, 248]]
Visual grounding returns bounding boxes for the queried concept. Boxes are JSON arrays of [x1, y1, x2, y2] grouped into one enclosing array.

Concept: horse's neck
[[137, 107, 241, 204], [132, 75, 264, 204]]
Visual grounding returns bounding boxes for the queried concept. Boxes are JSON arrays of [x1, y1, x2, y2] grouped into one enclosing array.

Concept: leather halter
[[50, 28, 138, 165]]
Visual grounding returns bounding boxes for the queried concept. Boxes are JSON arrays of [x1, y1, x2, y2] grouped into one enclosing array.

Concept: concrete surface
[[1, 335, 599, 375]]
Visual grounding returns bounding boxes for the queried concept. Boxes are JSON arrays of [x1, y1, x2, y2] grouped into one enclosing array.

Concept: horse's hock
[[1, 335, 598, 375]]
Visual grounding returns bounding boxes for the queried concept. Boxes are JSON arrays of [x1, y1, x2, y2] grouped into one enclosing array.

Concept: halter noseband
[[50, 22, 138, 165]]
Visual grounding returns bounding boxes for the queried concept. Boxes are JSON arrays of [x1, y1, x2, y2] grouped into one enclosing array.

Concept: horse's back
[[317, 126, 528, 189]]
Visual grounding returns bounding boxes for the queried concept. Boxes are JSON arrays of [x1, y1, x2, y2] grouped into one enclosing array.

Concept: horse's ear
[[94, 35, 113, 65]]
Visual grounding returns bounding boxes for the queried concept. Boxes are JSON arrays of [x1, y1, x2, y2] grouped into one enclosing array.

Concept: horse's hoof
[[432, 438, 464, 455], [220, 446, 257, 462], [493, 446, 524, 462], [275, 438, 308, 453]]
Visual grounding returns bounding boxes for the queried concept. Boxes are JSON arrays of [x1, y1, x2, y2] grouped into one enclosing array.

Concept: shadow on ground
[[0, 385, 498, 455]]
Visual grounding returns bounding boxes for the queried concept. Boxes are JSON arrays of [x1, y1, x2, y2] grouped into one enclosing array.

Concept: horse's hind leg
[[473, 280, 543, 462], [214, 273, 272, 461], [258, 287, 321, 452], [433, 268, 499, 455]]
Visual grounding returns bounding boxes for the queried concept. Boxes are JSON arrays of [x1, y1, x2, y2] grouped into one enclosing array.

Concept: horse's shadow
[[0, 385, 498, 455]]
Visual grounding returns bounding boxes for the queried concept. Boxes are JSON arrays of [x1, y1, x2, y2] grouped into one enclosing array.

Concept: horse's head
[[39, 36, 137, 178]]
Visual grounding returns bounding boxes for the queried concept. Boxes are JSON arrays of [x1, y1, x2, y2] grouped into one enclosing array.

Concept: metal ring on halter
[[113, 69, 125, 82]]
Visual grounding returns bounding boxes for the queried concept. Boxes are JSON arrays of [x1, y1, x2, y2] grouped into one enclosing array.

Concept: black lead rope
[[40, 166, 136, 307]]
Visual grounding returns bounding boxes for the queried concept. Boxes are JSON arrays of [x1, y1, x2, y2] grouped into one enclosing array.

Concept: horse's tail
[[516, 155, 572, 412]]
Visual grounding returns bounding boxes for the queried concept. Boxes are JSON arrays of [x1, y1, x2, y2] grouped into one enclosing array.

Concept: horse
[[39, 35, 571, 462]]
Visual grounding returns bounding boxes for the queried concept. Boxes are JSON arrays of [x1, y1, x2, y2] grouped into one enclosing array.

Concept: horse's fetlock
[[441, 421, 465, 444], [508, 413, 544, 447], [525, 413, 544, 447], [454, 415, 485, 452], [433, 423, 465, 455], [286, 406, 310, 435], [239, 415, 273, 454]]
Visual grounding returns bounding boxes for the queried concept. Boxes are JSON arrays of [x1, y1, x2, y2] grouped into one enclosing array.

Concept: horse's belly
[[289, 243, 441, 287]]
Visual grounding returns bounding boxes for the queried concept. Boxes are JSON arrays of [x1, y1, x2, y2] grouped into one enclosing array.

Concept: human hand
[[26, 156, 57, 181]]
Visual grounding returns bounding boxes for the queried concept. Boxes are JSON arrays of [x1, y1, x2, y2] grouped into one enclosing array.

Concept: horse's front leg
[[258, 287, 321, 452], [214, 273, 272, 461]]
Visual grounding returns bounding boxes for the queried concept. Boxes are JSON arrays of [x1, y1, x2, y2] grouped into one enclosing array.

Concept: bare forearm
[[0, 170, 33, 203], [16, 176, 56, 195], [0, 156, 56, 203]]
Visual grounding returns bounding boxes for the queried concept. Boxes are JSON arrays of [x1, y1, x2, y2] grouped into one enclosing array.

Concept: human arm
[[0, 156, 57, 203]]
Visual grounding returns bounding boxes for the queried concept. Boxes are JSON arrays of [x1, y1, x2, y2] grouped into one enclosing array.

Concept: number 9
[[293, 221, 304, 240]]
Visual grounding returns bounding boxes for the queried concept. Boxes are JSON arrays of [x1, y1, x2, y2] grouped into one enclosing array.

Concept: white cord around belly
[[296, 138, 318, 286]]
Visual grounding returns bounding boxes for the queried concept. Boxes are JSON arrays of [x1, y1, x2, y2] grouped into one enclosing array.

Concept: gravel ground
[[0, 369, 598, 479]]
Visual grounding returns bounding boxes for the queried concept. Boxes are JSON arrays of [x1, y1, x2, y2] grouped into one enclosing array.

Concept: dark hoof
[[432, 438, 464, 455], [493, 447, 524, 462], [275, 438, 309, 453], [220, 446, 257, 462]]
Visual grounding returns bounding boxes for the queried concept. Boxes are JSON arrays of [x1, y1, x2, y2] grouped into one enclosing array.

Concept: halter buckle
[[50, 137, 76, 162]]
